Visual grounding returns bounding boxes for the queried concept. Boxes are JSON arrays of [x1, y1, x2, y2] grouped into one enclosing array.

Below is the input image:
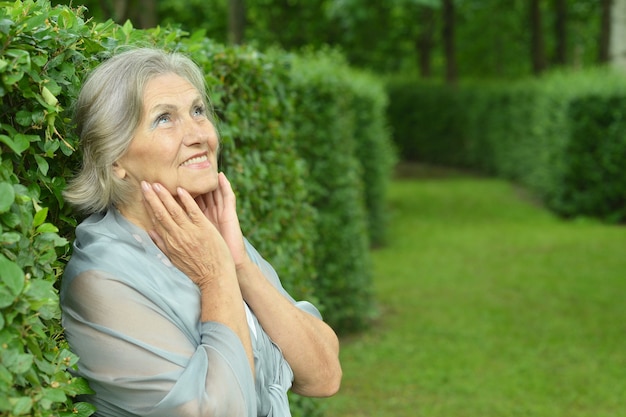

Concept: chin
[[186, 178, 219, 198]]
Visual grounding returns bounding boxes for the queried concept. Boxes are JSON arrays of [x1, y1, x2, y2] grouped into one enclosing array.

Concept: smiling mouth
[[180, 154, 209, 167]]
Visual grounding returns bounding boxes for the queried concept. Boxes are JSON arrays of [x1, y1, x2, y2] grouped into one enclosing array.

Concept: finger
[[219, 172, 236, 206], [176, 187, 212, 226], [142, 182, 189, 232], [141, 197, 170, 251], [147, 229, 166, 250], [193, 190, 217, 226], [195, 194, 208, 213]]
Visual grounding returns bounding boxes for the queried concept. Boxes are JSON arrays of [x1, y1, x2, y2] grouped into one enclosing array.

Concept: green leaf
[[0, 364, 12, 390], [4, 350, 33, 374], [64, 377, 94, 396], [42, 387, 66, 403], [43, 138, 59, 156], [0, 232, 21, 244], [16, 133, 40, 145], [14, 110, 33, 127], [1, 211, 21, 228], [25, 279, 54, 301], [11, 396, 32, 415], [41, 85, 58, 107], [60, 349, 81, 368], [36, 223, 59, 234], [2, 71, 24, 87], [122, 19, 134, 36], [0, 254, 24, 308], [0, 18, 13, 35], [0, 134, 28, 155], [25, 338, 42, 361], [0, 182, 14, 213], [34, 154, 49, 176], [69, 401, 97, 417], [33, 206, 48, 227], [23, 12, 47, 30]]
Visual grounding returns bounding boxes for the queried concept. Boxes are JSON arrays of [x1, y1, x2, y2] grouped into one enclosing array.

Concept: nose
[[182, 117, 209, 146]]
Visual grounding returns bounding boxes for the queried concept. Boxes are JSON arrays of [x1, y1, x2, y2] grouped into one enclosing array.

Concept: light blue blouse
[[60, 208, 322, 417]]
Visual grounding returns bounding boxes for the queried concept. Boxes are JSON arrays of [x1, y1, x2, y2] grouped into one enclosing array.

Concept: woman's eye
[[193, 106, 206, 117], [156, 113, 171, 125]]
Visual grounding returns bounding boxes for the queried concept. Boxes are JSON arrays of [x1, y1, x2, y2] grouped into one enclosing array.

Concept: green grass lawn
[[317, 166, 626, 417]]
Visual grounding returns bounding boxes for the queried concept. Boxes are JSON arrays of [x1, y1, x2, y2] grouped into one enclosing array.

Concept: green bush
[[0, 2, 102, 415], [386, 76, 468, 166], [551, 95, 626, 222], [386, 70, 626, 224], [289, 49, 374, 334], [344, 70, 396, 247]]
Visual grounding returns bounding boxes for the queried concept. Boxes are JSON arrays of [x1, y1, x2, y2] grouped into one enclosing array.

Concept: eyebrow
[[148, 96, 205, 116]]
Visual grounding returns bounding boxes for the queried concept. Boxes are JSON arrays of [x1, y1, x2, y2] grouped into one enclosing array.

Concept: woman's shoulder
[[65, 208, 194, 296]]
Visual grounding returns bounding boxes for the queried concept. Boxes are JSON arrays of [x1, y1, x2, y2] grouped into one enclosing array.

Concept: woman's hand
[[141, 180, 256, 373], [194, 172, 250, 268], [141, 180, 235, 288]]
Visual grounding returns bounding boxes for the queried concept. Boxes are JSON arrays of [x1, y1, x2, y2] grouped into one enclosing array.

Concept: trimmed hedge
[[290, 49, 375, 333], [344, 68, 396, 248], [1, 1, 396, 415], [555, 95, 626, 222], [386, 70, 626, 223]]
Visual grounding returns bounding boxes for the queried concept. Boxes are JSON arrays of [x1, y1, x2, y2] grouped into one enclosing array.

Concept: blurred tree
[[229, 0, 246, 44], [599, 0, 612, 63], [530, 0, 547, 74], [553, 0, 567, 65], [62, 0, 158, 27], [609, 0, 626, 69], [598, 0, 613, 63], [159, 0, 229, 44], [442, 0, 457, 84], [416, 2, 437, 77], [52, 0, 609, 78]]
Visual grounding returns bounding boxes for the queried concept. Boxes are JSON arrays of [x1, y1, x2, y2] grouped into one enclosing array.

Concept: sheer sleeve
[[62, 270, 256, 417], [243, 239, 323, 320]]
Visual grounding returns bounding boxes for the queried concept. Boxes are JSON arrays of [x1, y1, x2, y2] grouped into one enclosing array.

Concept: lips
[[180, 154, 208, 167]]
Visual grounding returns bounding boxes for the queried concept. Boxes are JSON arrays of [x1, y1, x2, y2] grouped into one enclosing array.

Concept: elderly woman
[[60, 48, 341, 417]]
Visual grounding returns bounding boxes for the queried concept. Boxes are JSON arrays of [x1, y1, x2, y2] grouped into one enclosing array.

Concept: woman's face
[[114, 73, 219, 200]]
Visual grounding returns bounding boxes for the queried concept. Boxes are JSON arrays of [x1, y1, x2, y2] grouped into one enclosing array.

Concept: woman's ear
[[112, 161, 126, 179]]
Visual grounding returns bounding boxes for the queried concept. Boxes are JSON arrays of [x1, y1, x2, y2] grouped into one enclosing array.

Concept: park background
[[1, 0, 625, 416]]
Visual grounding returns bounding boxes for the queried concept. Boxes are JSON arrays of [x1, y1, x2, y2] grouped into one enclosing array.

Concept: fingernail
[[152, 183, 161, 192], [141, 181, 150, 192]]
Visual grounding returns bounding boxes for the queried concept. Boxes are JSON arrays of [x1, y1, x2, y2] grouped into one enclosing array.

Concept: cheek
[[123, 142, 178, 179]]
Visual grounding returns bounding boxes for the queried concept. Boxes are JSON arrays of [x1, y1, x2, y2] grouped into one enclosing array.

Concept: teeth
[[181, 155, 208, 167]]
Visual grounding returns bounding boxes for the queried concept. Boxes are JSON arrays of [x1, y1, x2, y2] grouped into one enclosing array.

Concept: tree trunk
[[530, 0, 547, 75], [228, 0, 246, 45], [416, 5, 435, 78], [136, 0, 157, 28], [553, 0, 567, 66], [600, 0, 612, 63], [98, 0, 114, 21], [442, 0, 457, 85], [112, 0, 129, 22]]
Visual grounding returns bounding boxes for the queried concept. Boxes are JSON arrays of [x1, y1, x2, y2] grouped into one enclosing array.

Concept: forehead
[[143, 73, 201, 106]]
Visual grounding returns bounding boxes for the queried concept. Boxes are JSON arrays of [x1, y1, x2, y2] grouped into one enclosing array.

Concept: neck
[[115, 200, 153, 232]]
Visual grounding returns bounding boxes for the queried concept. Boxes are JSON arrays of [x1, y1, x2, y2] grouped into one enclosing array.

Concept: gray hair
[[63, 47, 214, 214]]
